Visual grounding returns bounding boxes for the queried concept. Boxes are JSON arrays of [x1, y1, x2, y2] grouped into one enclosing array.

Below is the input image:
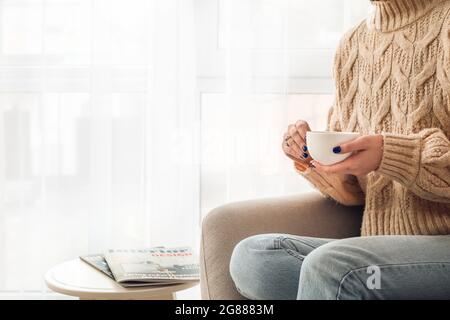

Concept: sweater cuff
[[377, 132, 422, 187]]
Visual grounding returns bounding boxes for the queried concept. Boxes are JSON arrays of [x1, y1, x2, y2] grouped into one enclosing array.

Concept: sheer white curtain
[[199, 0, 369, 215], [0, 0, 199, 295], [0, 0, 369, 297]]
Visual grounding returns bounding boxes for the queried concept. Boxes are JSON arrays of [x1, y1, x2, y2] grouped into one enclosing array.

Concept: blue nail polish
[[303, 145, 308, 151], [332, 146, 341, 154], [303, 153, 308, 158]]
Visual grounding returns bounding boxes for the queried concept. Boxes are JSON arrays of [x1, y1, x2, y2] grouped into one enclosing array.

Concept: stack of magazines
[[80, 247, 199, 287]]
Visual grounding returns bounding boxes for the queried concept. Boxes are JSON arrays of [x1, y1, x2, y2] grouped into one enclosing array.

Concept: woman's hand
[[282, 120, 312, 165], [311, 134, 383, 176]]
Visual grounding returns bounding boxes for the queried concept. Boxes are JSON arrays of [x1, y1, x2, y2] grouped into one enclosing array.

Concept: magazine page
[[104, 247, 199, 284]]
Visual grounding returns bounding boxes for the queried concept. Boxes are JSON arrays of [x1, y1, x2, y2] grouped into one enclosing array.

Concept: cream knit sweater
[[297, 0, 450, 236]]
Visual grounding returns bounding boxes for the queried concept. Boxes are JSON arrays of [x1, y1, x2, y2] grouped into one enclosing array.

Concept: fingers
[[295, 120, 310, 141], [282, 138, 309, 164], [311, 150, 368, 175], [282, 120, 311, 163], [295, 121, 310, 158], [311, 156, 356, 175], [288, 138, 301, 155], [288, 124, 304, 149], [283, 132, 299, 152], [282, 134, 297, 160], [304, 134, 377, 175], [288, 120, 310, 150], [335, 136, 368, 154], [283, 140, 306, 163]]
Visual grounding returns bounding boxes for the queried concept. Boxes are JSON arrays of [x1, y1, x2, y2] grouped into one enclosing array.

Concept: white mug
[[306, 131, 360, 165]]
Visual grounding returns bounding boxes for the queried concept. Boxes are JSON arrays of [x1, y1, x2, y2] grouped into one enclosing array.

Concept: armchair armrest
[[200, 191, 363, 300]]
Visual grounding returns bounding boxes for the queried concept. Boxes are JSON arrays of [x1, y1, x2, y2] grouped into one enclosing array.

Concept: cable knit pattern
[[296, 0, 450, 236]]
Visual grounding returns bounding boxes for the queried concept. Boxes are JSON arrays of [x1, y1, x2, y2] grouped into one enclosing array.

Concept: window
[[0, 0, 369, 297], [196, 0, 369, 214]]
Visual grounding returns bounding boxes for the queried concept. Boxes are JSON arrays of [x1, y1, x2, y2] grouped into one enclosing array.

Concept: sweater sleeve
[[377, 129, 450, 203]]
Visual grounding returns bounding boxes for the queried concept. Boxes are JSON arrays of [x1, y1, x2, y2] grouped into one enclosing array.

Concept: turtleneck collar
[[369, 0, 446, 32]]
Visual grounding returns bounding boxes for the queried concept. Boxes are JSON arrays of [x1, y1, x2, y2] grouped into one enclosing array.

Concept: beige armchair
[[200, 191, 363, 300]]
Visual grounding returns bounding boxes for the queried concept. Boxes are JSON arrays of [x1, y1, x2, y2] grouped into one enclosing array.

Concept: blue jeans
[[229, 234, 450, 299]]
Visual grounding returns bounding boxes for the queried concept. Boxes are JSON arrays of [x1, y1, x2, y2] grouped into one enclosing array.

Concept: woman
[[229, 0, 450, 299]]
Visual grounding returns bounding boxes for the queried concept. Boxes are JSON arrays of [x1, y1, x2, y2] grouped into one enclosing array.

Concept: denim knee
[[229, 235, 275, 299], [297, 241, 362, 300]]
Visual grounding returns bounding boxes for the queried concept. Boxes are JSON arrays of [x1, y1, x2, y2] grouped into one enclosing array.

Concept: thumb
[[335, 136, 367, 154]]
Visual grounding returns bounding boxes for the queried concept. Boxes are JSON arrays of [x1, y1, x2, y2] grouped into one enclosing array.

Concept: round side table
[[45, 259, 199, 300]]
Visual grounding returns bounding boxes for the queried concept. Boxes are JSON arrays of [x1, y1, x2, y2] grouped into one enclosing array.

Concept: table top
[[45, 258, 198, 299]]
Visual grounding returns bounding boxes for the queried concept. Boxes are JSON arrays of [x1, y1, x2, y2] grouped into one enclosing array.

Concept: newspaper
[[103, 247, 199, 287], [80, 254, 114, 279]]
